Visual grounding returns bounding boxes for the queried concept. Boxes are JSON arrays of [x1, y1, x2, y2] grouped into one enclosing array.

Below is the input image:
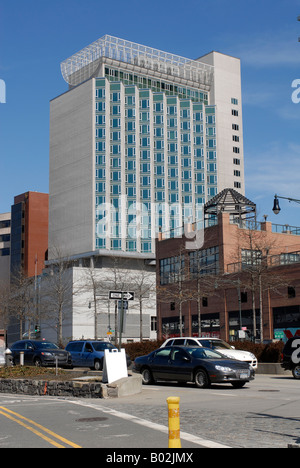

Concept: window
[[234, 182, 241, 188], [232, 123, 239, 131], [241, 249, 262, 268], [154, 349, 171, 360], [288, 286, 296, 298], [171, 348, 188, 362], [172, 339, 186, 346], [233, 158, 240, 165], [232, 109, 239, 116], [233, 147, 240, 153], [241, 292, 248, 303], [189, 247, 219, 276], [151, 317, 157, 332], [0, 248, 10, 257], [160, 256, 185, 285]]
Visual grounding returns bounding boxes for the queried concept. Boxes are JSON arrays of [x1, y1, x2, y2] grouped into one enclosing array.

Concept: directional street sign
[[123, 292, 134, 301], [109, 291, 123, 300], [109, 291, 135, 301]]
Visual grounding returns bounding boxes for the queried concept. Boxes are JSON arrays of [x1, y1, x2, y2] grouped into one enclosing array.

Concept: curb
[[256, 363, 291, 375]]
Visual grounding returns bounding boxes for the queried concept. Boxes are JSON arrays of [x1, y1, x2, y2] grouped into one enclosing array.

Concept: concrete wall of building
[[49, 79, 95, 259], [198, 52, 245, 194], [35, 258, 157, 345], [71, 261, 157, 343]]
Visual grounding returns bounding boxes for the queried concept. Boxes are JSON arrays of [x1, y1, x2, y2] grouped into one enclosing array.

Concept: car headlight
[[42, 352, 53, 357], [249, 353, 256, 359], [215, 365, 233, 373]]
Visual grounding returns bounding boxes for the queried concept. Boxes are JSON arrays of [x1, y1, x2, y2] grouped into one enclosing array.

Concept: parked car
[[0, 348, 5, 366], [161, 337, 258, 370], [281, 336, 300, 379], [65, 340, 131, 371], [9, 340, 72, 368], [133, 345, 255, 389]]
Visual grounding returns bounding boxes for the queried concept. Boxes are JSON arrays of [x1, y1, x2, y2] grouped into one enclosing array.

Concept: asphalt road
[[0, 374, 299, 449]]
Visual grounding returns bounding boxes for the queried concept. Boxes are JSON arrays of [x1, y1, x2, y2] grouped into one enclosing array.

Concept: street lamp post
[[272, 194, 300, 215]]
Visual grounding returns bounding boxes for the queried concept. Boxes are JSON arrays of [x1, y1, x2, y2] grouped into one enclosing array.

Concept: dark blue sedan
[[66, 340, 131, 370], [133, 346, 255, 388]]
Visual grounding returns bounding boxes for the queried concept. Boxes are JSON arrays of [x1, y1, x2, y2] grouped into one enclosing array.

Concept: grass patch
[[0, 366, 68, 380]]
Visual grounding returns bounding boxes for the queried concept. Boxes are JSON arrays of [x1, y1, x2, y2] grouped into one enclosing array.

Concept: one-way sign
[[109, 291, 135, 301]]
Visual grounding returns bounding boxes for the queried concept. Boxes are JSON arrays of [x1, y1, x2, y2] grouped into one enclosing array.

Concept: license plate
[[239, 372, 249, 379]]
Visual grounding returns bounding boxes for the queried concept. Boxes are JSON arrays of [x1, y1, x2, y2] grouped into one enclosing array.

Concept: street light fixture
[[272, 194, 300, 215], [273, 195, 281, 215]]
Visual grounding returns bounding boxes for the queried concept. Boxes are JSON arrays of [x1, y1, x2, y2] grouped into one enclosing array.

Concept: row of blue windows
[[95, 237, 152, 253], [94, 82, 216, 251], [96, 151, 215, 165]]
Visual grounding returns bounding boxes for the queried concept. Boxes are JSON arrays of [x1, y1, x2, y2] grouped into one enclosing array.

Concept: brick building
[[156, 189, 300, 343], [10, 191, 49, 278]]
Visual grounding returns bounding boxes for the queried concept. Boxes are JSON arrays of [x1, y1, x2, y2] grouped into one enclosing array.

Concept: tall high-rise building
[[49, 35, 244, 258]]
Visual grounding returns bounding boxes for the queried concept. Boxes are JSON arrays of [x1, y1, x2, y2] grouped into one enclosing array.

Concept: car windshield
[[92, 342, 116, 352], [187, 347, 224, 360], [35, 342, 59, 350]]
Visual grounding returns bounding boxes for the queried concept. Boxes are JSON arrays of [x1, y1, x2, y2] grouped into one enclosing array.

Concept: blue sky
[[0, 0, 300, 227]]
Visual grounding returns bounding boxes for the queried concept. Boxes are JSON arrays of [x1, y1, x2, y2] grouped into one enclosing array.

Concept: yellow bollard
[[167, 397, 181, 448]]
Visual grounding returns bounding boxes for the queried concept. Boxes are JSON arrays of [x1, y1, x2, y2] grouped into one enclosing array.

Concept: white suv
[[161, 337, 258, 370]]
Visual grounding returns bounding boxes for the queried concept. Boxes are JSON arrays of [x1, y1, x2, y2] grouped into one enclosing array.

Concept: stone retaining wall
[[0, 378, 104, 398], [0, 374, 142, 399]]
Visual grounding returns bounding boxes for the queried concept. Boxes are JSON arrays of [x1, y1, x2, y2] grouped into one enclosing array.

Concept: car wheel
[[194, 369, 210, 389], [94, 359, 102, 371], [141, 367, 154, 385], [34, 357, 42, 367], [292, 365, 300, 379], [231, 381, 246, 388]]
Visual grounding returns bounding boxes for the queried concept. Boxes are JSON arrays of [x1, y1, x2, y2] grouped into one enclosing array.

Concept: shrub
[[233, 340, 284, 363], [123, 340, 164, 361]]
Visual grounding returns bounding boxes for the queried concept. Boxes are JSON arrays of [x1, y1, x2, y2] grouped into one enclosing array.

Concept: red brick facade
[[13, 192, 49, 278], [156, 213, 300, 342]]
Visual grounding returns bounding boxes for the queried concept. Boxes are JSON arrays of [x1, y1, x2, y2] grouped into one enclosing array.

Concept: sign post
[[109, 291, 134, 349]]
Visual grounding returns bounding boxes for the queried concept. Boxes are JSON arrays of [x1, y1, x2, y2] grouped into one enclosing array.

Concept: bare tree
[[127, 261, 156, 341], [157, 250, 191, 337], [0, 281, 11, 332], [9, 268, 37, 339], [188, 267, 220, 337], [82, 264, 100, 340], [40, 249, 73, 346], [228, 225, 288, 342]]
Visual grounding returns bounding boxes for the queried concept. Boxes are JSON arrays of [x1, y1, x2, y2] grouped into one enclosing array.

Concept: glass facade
[[95, 73, 217, 253]]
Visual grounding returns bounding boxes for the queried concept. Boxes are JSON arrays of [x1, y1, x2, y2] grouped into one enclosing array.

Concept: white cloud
[[245, 142, 300, 196], [231, 33, 300, 68]]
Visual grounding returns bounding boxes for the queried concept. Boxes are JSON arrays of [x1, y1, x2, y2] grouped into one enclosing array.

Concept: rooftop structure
[[61, 35, 214, 89]]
